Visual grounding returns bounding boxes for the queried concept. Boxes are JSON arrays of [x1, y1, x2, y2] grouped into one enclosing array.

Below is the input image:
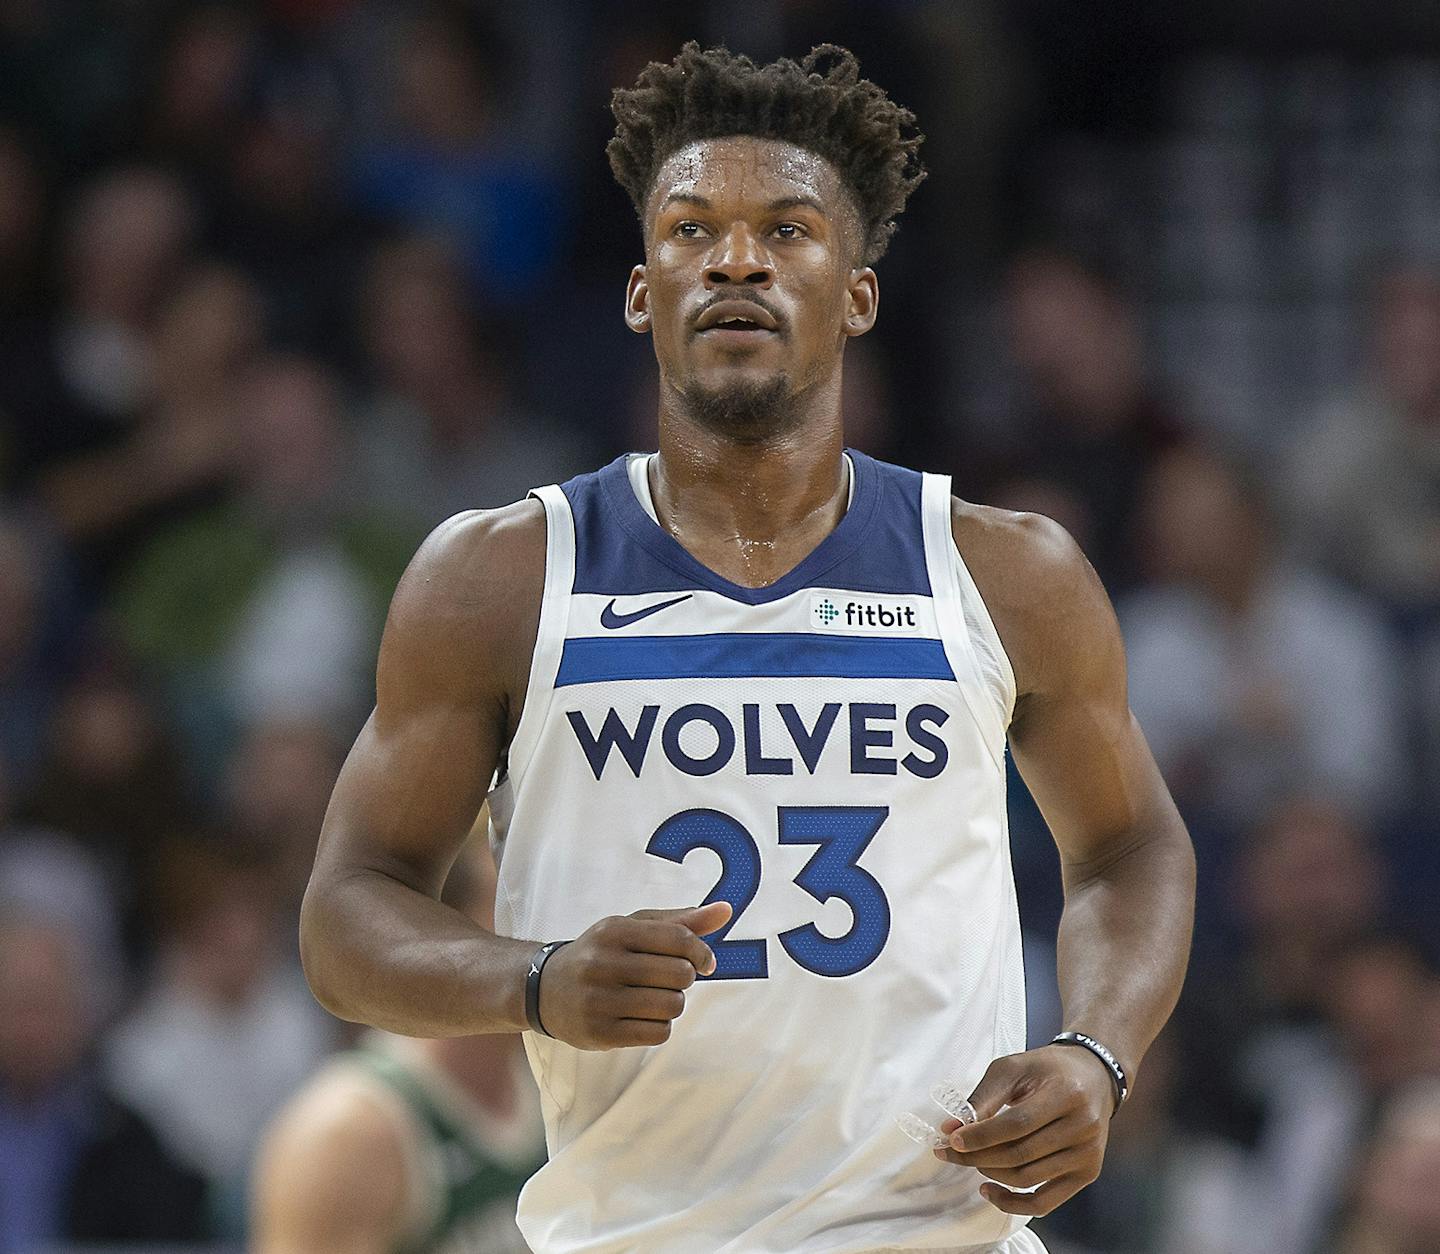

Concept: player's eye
[[674, 221, 707, 239], [772, 222, 808, 240]]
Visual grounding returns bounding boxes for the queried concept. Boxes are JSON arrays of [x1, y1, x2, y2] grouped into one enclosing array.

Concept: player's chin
[[685, 359, 790, 392]]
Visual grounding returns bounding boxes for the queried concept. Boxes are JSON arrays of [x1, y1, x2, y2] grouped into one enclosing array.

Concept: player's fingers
[[978, 1173, 1087, 1217], [680, 900, 733, 935], [623, 918, 718, 975], [611, 1017, 673, 1048], [931, 1114, 1084, 1170], [952, 1095, 1062, 1153], [972, 1145, 1095, 1191], [631, 901, 733, 936], [946, 1113, 1089, 1169], [614, 985, 686, 1022], [622, 954, 697, 991], [965, 1054, 1026, 1122]]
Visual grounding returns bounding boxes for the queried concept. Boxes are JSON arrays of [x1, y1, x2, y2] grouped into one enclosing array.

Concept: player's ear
[[625, 265, 651, 333], [844, 267, 878, 337]]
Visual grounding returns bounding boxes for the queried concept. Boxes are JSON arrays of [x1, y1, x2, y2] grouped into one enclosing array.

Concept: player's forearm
[[299, 867, 534, 1036], [1052, 810, 1195, 1087]]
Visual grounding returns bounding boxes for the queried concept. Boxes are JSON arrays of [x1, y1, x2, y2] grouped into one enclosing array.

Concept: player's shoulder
[[254, 1062, 410, 1243], [949, 496, 1095, 605], [948, 496, 1118, 702], [399, 499, 548, 606], [380, 500, 547, 685]]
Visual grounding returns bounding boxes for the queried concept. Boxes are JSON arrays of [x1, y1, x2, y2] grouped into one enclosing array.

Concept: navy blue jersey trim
[[561, 451, 931, 601], [563, 456, 710, 597], [554, 632, 956, 687], [594, 451, 882, 604]]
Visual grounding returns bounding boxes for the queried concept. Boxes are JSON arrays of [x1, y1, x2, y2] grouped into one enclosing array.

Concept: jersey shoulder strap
[[919, 471, 1016, 763]]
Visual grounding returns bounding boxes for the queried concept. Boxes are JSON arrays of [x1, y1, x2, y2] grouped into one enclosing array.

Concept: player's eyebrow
[[659, 192, 713, 211], [764, 195, 826, 214], [657, 193, 827, 214]]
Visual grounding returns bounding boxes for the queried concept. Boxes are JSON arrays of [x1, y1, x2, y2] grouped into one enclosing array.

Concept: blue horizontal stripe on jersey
[[553, 633, 956, 687]]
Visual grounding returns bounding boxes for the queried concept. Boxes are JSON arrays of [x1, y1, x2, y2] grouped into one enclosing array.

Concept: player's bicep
[[313, 505, 540, 894], [1004, 523, 1176, 876], [319, 702, 497, 893]]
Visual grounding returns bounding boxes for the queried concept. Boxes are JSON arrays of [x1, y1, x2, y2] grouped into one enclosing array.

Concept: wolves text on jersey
[[565, 701, 951, 781]]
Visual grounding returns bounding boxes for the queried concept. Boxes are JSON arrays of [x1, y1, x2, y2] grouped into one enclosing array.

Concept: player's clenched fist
[[537, 901, 733, 1050]]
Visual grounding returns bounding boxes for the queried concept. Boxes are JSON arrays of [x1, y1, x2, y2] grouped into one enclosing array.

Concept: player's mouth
[[694, 300, 781, 344]]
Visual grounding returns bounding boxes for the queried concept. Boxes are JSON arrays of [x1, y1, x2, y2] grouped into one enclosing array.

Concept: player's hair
[[607, 42, 926, 265]]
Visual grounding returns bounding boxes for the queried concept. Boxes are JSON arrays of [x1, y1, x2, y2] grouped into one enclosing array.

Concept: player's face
[[625, 136, 878, 434]]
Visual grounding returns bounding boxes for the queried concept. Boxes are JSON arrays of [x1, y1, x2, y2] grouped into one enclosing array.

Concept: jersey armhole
[[951, 528, 1018, 730], [920, 473, 1016, 767], [500, 484, 574, 791]]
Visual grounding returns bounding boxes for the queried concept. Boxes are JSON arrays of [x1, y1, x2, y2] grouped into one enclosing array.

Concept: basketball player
[[253, 833, 545, 1253], [299, 44, 1196, 1253]]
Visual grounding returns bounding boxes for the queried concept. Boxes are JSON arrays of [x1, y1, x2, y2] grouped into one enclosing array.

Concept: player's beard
[[679, 373, 807, 445]]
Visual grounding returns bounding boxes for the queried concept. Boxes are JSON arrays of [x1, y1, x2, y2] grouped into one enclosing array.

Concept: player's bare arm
[[932, 502, 1197, 1217], [252, 1072, 410, 1254], [299, 503, 727, 1045]]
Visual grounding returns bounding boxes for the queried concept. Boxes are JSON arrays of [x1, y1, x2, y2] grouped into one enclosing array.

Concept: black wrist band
[[1051, 1031, 1129, 1112], [525, 940, 570, 1038]]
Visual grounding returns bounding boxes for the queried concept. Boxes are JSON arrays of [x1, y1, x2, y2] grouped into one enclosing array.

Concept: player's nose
[[704, 222, 773, 288]]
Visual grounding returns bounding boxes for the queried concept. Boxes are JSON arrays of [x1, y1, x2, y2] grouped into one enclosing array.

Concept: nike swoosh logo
[[600, 594, 694, 629]]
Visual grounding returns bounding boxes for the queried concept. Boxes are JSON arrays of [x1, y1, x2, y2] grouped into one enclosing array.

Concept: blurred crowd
[[2, 3, 1439, 1253]]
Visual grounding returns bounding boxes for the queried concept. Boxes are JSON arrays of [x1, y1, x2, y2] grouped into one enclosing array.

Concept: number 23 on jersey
[[647, 805, 892, 980]]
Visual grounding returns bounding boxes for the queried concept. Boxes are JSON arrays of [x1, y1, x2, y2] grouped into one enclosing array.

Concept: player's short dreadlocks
[[608, 42, 926, 266]]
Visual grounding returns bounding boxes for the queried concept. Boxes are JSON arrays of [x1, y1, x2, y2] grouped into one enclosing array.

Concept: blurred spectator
[[1338, 1081, 1440, 1254], [222, 718, 345, 911], [208, 20, 367, 357], [0, 125, 44, 322], [0, 831, 125, 1020], [21, 658, 196, 902], [345, 5, 563, 303], [0, 167, 247, 585], [104, 839, 338, 1229], [1285, 267, 1440, 611], [12, 165, 191, 427], [0, 517, 59, 791], [984, 247, 1185, 590], [1120, 442, 1407, 823], [137, 5, 257, 181], [1325, 934, 1440, 1103], [1229, 798, 1387, 1013], [149, 259, 265, 419], [353, 234, 594, 519], [115, 352, 411, 753], [1166, 797, 1386, 1253], [0, 836, 208, 1249]]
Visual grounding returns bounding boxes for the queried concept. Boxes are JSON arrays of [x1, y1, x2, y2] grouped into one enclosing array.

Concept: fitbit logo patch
[[810, 592, 923, 634]]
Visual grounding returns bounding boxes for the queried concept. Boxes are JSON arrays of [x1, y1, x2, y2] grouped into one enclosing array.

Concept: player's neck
[[650, 369, 850, 587], [649, 420, 848, 588]]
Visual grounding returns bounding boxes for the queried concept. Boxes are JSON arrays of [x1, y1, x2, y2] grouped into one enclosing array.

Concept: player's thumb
[[633, 900, 733, 936], [966, 1054, 1026, 1121]]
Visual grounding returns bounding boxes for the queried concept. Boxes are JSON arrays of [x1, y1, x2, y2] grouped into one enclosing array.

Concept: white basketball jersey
[[488, 450, 1033, 1253]]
